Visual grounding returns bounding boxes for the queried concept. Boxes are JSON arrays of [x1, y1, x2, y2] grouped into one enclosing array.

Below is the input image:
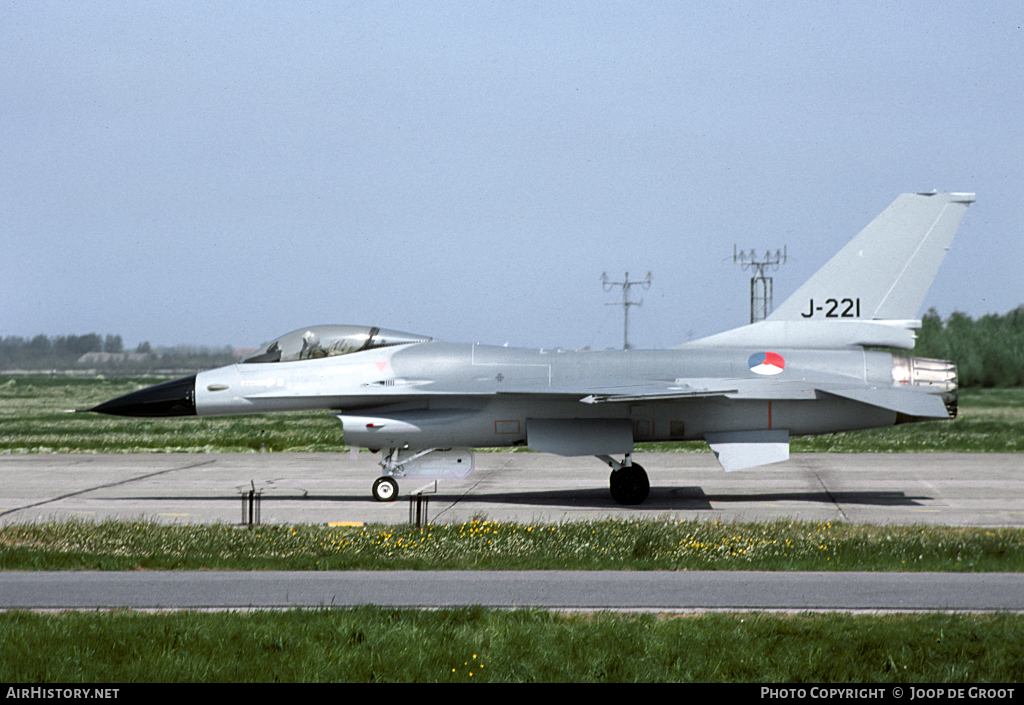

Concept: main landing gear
[[598, 454, 650, 505]]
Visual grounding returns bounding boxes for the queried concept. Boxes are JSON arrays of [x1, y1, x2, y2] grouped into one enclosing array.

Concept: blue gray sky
[[3, 2, 1021, 350]]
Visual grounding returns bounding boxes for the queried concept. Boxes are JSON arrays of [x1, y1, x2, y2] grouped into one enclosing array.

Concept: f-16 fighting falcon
[[90, 192, 974, 505]]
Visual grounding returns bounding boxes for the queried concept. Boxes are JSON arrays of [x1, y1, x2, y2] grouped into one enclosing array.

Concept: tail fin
[[768, 191, 974, 322], [682, 192, 974, 350]]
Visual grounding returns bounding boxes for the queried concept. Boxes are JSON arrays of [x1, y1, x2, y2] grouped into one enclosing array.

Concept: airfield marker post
[[409, 480, 438, 529], [241, 481, 262, 528]]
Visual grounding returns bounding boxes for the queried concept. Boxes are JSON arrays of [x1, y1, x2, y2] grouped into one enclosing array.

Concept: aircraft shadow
[[103, 487, 931, 511], [431, 487, 932, 510]]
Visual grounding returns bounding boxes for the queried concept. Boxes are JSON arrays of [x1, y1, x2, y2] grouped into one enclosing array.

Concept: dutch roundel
[[748, 351, 785, 376]]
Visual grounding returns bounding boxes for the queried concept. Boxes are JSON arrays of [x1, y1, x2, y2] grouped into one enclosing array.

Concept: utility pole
[[733, 247, 787, 323], [601, 271, 651, 350]]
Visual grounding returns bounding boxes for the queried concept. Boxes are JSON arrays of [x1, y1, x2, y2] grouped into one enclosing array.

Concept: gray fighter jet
[[91, 192, 974, 504]]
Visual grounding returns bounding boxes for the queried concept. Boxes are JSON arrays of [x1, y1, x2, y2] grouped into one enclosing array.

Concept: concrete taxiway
[[1, 451, 1022, 527]]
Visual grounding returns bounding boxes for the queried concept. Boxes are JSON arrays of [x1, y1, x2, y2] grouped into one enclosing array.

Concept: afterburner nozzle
[[891, 355, 958, 418]]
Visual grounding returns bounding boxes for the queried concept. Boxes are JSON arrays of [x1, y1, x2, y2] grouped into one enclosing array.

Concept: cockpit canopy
[[243, 325, 431, 363]]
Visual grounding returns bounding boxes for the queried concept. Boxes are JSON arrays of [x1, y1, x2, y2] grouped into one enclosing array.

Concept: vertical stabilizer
[[768, 192, 974, 323]]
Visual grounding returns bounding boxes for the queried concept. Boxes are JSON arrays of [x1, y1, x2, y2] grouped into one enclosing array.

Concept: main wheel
[[609, 463, 650, 505], [372, 476, 399, 502]]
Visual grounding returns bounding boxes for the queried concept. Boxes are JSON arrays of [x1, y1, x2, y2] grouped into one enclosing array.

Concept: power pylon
[[601, 271, 651, 349], [733, 247, 786, 323]]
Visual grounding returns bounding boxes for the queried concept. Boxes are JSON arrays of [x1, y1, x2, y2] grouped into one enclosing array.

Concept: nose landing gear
[[371, 476, 399, 502]]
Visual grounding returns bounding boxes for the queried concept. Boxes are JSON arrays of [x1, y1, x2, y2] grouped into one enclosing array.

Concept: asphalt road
[[2, 570, 1023, 612]]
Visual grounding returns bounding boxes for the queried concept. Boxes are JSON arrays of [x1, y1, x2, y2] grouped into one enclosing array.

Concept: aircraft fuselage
[[189, 341, 918, 450]]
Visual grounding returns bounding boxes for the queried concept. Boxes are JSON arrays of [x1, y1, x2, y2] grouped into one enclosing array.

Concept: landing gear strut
[[371, 447, 424, 502], [598, 454, 650, 505]]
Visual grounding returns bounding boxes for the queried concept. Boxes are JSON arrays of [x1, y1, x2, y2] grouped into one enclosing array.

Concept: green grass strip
[[2, 609, 1022, 682], [3, 518, 1023, 571]]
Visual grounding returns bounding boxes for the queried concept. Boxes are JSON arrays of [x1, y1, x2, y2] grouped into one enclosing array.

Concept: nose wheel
[[372, 476, 399, 502]]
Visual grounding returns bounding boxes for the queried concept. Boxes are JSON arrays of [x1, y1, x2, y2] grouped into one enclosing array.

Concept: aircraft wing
[[576, 378, 816, 404], [575, 378, 949, 418]]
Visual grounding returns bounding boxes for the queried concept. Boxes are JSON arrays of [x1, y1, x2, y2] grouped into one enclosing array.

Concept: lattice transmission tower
[[601, 271, 651, 350], [733, 247, 787, 323]]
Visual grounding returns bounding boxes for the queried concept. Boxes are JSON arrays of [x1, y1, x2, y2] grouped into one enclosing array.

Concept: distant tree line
[[0, 333, 237, 372], [914, 305, 1024, 387]]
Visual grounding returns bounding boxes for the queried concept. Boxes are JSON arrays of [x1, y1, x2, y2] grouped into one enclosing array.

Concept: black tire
[[609, 463, 650, 505], [372, 476, 399, 502]]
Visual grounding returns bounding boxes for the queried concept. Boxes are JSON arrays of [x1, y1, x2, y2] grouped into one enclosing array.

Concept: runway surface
[[2, 451, 1023, 527], [3, 570, 1023, 612]]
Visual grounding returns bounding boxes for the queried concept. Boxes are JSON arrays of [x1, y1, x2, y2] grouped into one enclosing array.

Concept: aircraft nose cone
[[90, 375, 197, 417]]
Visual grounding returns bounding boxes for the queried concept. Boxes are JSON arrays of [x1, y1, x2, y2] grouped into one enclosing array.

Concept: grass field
[[1, 377, 1022, 453], [3, 609, 1022, 682]]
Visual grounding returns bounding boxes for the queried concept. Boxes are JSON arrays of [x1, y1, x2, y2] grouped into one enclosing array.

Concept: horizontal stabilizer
[[704, 430, 790, 472], [817, 387, 950, 418]]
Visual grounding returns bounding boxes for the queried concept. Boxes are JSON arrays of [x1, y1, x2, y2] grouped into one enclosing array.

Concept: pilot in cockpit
[[300, 330, 326, 359]]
